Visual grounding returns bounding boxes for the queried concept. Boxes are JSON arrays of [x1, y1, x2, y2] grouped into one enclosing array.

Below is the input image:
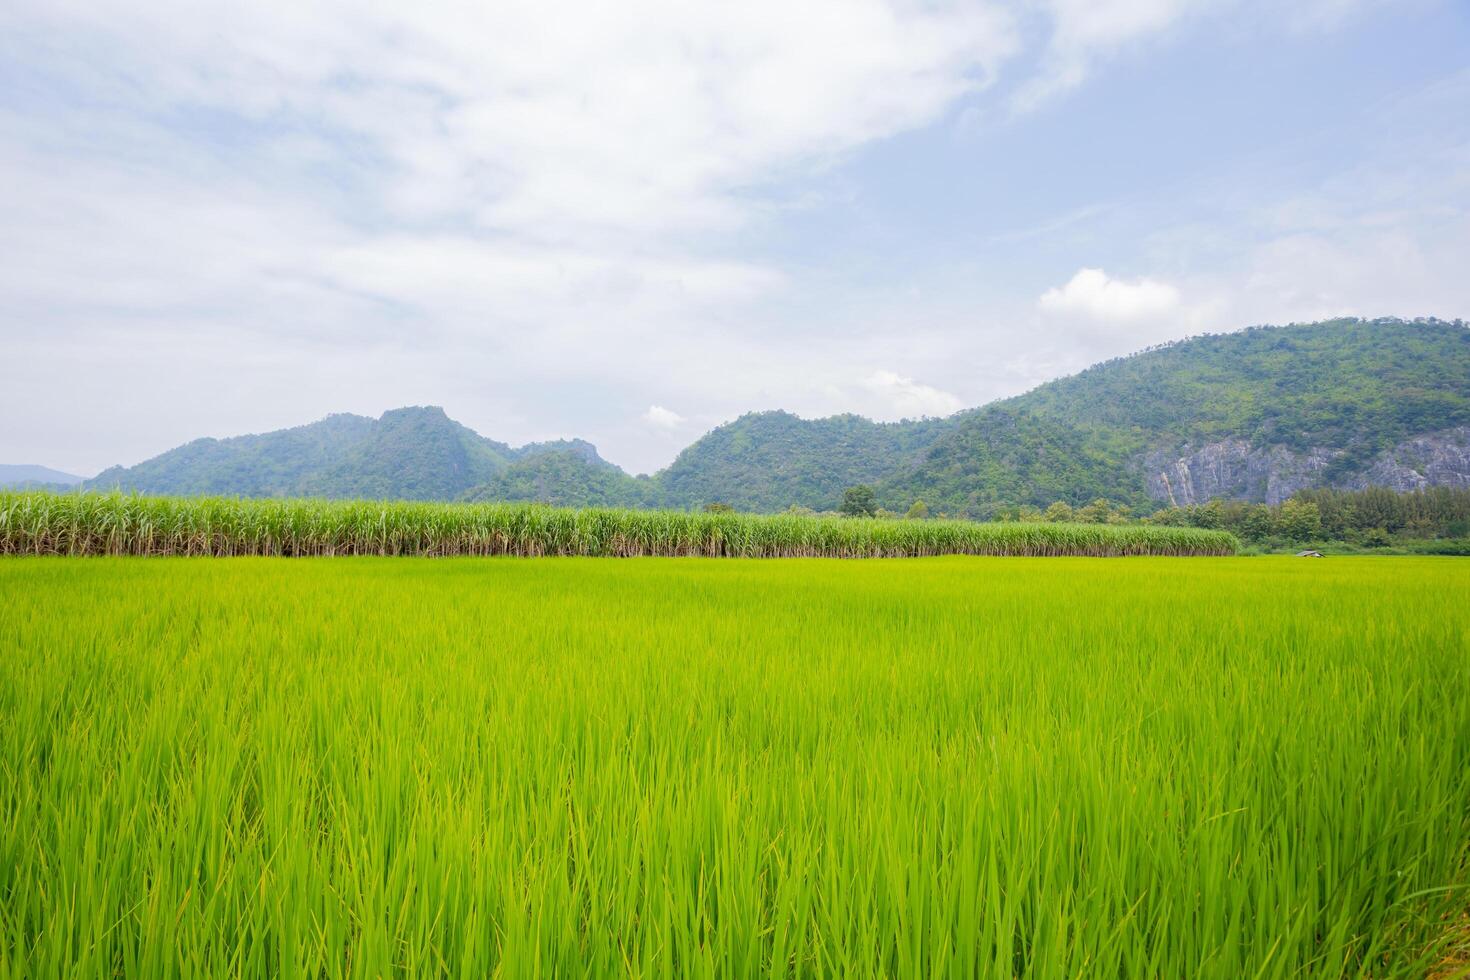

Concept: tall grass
[[0, 490, 1237, 558], [0, 556, 1466, 977]]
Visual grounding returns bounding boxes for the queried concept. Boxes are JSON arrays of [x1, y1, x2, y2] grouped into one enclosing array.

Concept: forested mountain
[[88, 413, 379, 497], [91, 407, 519, 500], [296, 407, 513, 500], [878, 317, 1470, 514], [660, 411, 948, 511], [463, 449, 661, 509], [76, 318, 1470, 514]]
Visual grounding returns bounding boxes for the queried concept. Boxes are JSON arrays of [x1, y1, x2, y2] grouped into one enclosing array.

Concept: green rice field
[[1, 556, 1467, 977]]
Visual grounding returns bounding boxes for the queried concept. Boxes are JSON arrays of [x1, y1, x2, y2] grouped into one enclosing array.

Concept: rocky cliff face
[[1145, 441, 1332, 506], [1145, 427, 1470, 505], [1351, 428, 1470, 492]]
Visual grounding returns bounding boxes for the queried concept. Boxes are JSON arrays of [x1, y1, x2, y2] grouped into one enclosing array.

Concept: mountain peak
[[379, 405, 451, 424], [516, 438, 608, 467]]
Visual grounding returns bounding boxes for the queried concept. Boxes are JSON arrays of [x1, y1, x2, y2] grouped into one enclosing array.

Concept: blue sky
[[2, 0, 1467, 475]]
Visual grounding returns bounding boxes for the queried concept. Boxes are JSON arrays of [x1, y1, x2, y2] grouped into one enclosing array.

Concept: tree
[[1241, 504, 1276, 542], [1278, 499, 1322, 542], [1044, 501, 1074, 523], [906, 499, 930, 520], [1147, 506, 1188, 526], [1361, 526, 1392, 548], [840, 485, 877, 517], [1352, 487, 1402, 533], [1191, 499, 1226, 530]]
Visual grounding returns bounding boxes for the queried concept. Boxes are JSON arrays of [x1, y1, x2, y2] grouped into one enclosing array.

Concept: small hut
[[1295, 550, 1324, 558]]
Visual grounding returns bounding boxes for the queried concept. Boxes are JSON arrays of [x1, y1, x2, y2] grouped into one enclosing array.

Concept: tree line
[[1148, 487, 1470, 544], [825, 484, 1470, 547]]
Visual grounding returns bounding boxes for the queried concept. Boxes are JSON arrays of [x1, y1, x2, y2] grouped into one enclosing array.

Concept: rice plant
[[0, 556, 1465, 977], [0, 490, 1238, 558]]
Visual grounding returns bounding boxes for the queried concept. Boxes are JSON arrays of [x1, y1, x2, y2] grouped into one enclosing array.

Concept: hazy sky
[[3, 0, 1468, 476]]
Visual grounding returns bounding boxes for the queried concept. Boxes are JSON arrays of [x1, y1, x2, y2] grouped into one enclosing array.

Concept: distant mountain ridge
[[85, 407, 629, 503], [0, 464, 86, 490], [77, 317, 1470, 515]]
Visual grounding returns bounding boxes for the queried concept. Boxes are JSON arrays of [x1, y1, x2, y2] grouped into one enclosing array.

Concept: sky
[[2, 0, 1468, 477]]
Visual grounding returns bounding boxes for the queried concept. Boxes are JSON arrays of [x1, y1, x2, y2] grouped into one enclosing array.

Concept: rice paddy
[[0, 491, 1237, 558], [1, 555, 1466, 977]]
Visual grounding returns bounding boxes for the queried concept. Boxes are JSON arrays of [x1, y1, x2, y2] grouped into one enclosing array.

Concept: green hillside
[[88, 413, 379, 497], [463, 449, 661, 509], [88, 408, 518, 501], [85, 407, 653, 505], [874, 408, 1141, 515], [660, 411, 947, 511], [1010, 318, 1470, 449], [298, 407, 513, 500], [877, 317, 1470, 515]]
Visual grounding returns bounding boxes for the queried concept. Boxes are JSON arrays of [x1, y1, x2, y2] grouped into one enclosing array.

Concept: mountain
[[0, 464, 86, 490], [297, 407, 513, 500], [84, 406, 658, 504], [660, 411, 948, 511], [72, 317, 1470, 514], [877, 317, 1470, 514], [89, 412, 378, 497], [88, 408, 514, 500], [464, 449, 660, 509], [511, 438, 604, 464]]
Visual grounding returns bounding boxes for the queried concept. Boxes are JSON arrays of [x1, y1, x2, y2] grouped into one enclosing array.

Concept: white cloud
[[3, 0, 1017, 244], [1013, 0, 1193, 111], [861, 371, 965, 419], [1038, 267, 1181, 321], [642, 405, 686, 429]]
